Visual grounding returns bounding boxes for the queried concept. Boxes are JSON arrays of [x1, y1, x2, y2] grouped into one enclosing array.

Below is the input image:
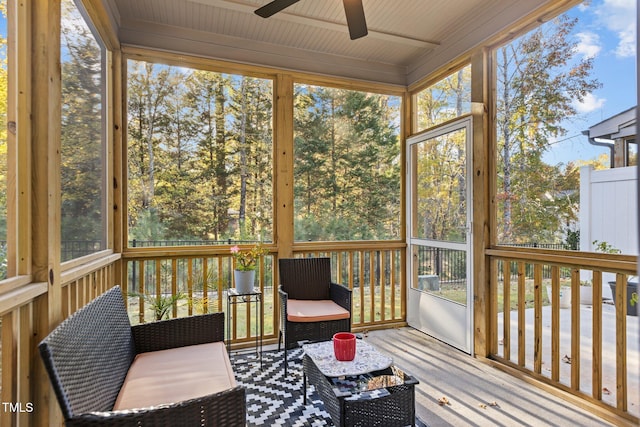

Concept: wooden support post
[[471, 48, 489, 357], [274, 74, 294, 260], [31, 0, 63, 425]]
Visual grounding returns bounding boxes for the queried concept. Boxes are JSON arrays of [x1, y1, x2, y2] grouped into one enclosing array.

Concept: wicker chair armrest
[[330, 282, 352, 313], [278, 286, 288, 328], [132, 312, 224, 354], [66, 386, 246, 427]]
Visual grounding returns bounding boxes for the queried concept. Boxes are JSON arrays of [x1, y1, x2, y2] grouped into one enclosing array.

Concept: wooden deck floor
[[364, 327, 621, 427]]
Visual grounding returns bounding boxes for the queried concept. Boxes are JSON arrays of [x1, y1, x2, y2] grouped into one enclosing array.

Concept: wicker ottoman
[[302, 341, 418, 427]]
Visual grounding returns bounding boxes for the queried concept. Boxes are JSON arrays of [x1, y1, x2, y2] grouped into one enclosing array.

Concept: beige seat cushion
[[114, 341, 235, 410], [287, 299, 350, 322]]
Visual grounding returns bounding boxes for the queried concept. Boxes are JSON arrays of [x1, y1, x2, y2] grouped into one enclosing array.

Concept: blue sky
[[544, 0, 637, 165]]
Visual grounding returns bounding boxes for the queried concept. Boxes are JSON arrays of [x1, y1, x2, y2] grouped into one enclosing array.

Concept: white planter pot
[[234, 270, 255, 294], [546, 285, 571, 309], [579, 286, 593, 305]]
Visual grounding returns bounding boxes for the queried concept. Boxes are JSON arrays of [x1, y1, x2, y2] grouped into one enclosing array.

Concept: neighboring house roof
[[583, 106, 637, 140]]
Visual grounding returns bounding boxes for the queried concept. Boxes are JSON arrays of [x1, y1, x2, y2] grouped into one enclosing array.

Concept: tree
[[293, 85, 401, 241], [127, 62, 178, 237], [415, 129, 467, 242], [496, 14, 600, 243], [60, 0, 105, 254], [413, 66, 471, 242], [185, 70, 231, 240], [415, 66, 471, 130], [152, 73, 200, 239], [127, 62, 274, 244], [229, 76, 273, 239]]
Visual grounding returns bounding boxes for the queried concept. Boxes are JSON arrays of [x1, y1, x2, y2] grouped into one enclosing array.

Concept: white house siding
[[579, 165, 638, 297]]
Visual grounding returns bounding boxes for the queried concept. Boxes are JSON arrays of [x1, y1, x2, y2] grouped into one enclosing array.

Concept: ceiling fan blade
[[343, 0, 368, 40], [255, 0, 301, 18]]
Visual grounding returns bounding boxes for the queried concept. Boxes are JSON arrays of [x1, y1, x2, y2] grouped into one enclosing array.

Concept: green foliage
[[414, 127, 467, 242], [293, 85, 401, 241], [60, 0, 105, 259], [127, 63, 273, 244], [126, 62, 399, 245], [592, 240, 621, 254], [129, 208, 167, 242], [129, 291, 186, 321], [564, 228, 579, 250], [415, 65, 471, 130], [495, 14, 600, 244]]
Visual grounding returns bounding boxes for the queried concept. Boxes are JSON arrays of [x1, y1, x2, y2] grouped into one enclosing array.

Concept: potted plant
[[608, 277, 639, 317], [579, 280, 593, 305], [592, 240, 638, 316], [230, 243, 268, 294], [546, 284, 571, 308]]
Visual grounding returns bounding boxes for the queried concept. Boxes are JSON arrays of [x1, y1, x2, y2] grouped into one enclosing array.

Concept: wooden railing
[[0, 252, 118, 426], [123, 247, 277, 347], [122, 242, 407, 348], [487, 247, 638, 424], [293, 242, 406, 330]]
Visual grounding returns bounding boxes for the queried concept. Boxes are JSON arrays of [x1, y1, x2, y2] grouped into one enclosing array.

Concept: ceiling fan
[[255, 0, 368, 40]]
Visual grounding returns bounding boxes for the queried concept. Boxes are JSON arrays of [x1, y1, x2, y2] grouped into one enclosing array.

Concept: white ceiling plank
[[189, 0, 440, 48], [107, 0, 561, 86], [119, 21, 409, 85]]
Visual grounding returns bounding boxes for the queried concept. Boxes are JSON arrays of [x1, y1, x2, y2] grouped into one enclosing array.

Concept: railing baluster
[[359, 251, 365, 326], [400, 249, 406, 321], [592, 270, 602, 400], [202, 258, 209, 314], [534, 263, 542, 374], [390, 250, 396, 321], [503, 260, 511, 361], [369, 251, 375, 323], [155, 260, 161, 309], [171, 258, 178, 318], [380, 251, 386, 322], [217, 257, 224, 313], [518, 261, 526, 367], [138, 260, 145, 324], [615, 273, 627, 411], [187, 258, 193, 316], [350, 250, 354, 288], [551, 265, 560, 382], [571, 268, 580, 391]]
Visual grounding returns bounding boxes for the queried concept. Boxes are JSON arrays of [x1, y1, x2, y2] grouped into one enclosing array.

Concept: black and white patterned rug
[[231, 348, 428, 427]]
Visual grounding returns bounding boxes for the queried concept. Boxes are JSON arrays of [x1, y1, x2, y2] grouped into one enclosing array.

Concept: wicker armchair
[[38, 286, 246, 426], [278, 257, 352, 375]]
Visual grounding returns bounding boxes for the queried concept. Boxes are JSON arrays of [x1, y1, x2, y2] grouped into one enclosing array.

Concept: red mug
[[333, 332, 356, 361]]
